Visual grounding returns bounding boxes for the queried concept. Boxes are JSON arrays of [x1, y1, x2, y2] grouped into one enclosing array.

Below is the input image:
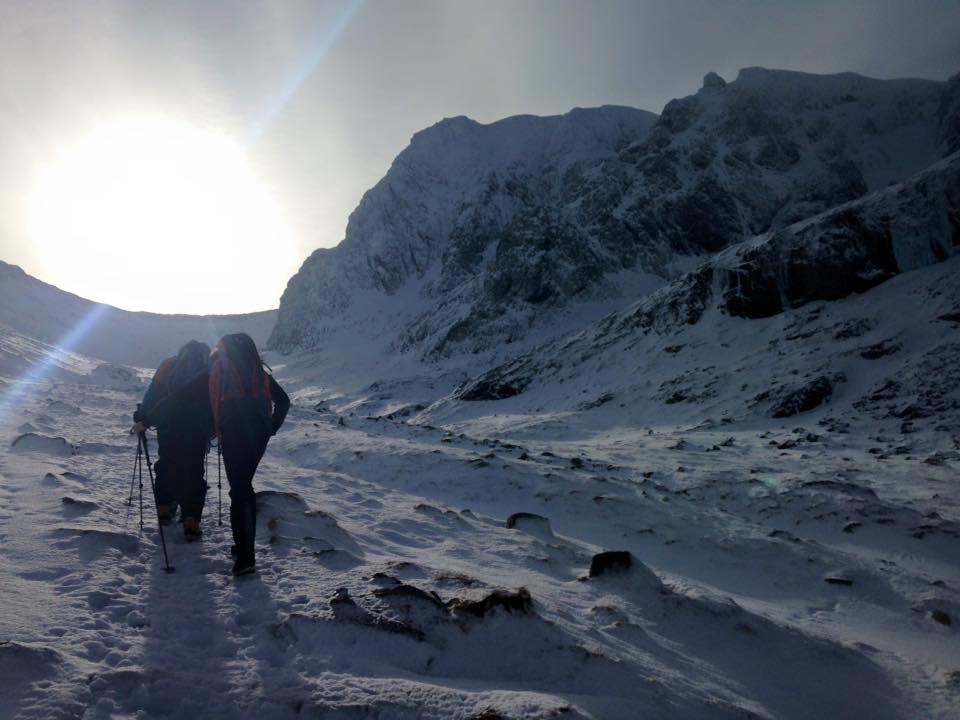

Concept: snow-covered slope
[[1, 259, 957, 718], [0, 261, 276, 368], [271, 68, 960, 361]]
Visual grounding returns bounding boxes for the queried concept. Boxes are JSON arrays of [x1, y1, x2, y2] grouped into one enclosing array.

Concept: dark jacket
[[142, 369, 290, 439]]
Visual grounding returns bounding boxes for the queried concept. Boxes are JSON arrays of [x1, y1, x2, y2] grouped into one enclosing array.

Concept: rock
[[469, 710, 511, 720], [505, 513, 552, 536], [589, 551, 633, 577], [769, 375, 843, 417], [924, 451, 959, 466], [931, 610, 952, 626], [860, 340, 901, 359], [577, 392, 615, 410], [372, 584, 444, 608], [891, 404, 933, 420], [448, 588, 533, 617], [459, 376, 529, 401], [824, 574, 854, 586]]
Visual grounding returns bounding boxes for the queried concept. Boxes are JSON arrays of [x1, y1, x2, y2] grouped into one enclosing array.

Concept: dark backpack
[[141, 341, 211, 430], [208, 333, 272, 437], [167, 340, 210, 392]]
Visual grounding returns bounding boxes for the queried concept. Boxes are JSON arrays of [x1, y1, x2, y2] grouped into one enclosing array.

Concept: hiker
[[131, 333, 289, 576], [133, 340, 212, 538]]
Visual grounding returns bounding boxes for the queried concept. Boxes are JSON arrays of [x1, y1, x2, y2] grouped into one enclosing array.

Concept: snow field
[[1, 312, 957, 718]]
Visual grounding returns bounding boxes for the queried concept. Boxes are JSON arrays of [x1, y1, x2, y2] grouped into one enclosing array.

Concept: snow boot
[[183, 517, 202, 541], [232, 547, 255, 577], [232, 557, 255, 577], [157, 505, 174, 526]]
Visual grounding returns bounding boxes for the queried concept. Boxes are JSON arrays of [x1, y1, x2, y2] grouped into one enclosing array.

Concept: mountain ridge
[[0, 260, 276, 368], [270, 67, 960, 363]]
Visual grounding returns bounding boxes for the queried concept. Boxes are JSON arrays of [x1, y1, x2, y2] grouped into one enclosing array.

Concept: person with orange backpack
[[132, 333, 289, 575], [133, 340, 212, 535]]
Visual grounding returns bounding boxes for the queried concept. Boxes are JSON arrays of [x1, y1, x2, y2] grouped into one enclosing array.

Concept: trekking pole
[[139, 432, 175, 573], [138, 441, 144, 530], [125, 442, 141, 530], [217, 439, 223, 526], [127, 444, 138, 507]]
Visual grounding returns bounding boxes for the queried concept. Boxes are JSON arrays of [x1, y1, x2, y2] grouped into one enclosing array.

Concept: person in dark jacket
[[132, 333, 289, 575], [134, 341, 212, 537]]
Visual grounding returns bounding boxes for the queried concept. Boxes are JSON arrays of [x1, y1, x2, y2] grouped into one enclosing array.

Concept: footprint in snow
[[52, 527, 139, 561], [60, 496, 98, 516], [11, 433, 75, 457], [0, 641, 67, 718], [256, 490, 361, 555], [44, 399, 83, 415]]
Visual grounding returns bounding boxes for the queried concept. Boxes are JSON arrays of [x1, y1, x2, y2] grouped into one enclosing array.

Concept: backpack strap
[[154, 356, 176, 391], [208, 352, 224, 438]]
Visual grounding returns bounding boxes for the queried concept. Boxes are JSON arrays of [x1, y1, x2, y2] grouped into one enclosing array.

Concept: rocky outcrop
[[452, 153, 959, 404], [766, 374, 845, 418]]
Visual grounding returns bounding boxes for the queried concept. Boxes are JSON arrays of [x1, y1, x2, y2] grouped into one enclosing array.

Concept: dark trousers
[[154, 430, 175, 510], [154, 429, 208, 520], [221, 423, 269, 562]]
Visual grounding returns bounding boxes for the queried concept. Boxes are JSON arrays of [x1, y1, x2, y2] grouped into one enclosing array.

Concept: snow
[[1, 251, 958, 718]]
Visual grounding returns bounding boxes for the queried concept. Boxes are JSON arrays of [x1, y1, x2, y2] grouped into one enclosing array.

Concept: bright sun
[[26, 113, 298, 315]]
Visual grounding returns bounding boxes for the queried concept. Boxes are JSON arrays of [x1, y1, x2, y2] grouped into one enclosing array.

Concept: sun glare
[[26, 113, 297, 315]]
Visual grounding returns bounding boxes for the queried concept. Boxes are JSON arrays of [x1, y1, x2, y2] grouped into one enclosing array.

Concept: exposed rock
[[824, 575, 854, 586], [924, 451, 959, 466], [448, 588, 533, 617], [459, 376, 529, 402], [372, 584, 445, 608], [577, 392, 615, 410], [860, 339, 902, 359], [769, 374, 844, 418], [505, 513, 552, 535], [931, 610, 952, 626], [589, 551, 633, 577]]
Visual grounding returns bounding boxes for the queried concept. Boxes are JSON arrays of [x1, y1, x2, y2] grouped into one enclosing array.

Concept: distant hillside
[[0, 261, 276, 368]]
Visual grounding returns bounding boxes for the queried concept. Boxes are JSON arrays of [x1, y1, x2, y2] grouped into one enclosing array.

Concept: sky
[[0, 0, 958, 314]]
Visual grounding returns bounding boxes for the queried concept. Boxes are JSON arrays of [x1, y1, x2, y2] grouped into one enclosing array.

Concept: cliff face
[[270, 68, 960, 360], [453, 151, 960, 406]]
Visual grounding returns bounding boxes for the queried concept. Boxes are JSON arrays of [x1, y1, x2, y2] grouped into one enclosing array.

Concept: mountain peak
[[702, 71, 726, 89]]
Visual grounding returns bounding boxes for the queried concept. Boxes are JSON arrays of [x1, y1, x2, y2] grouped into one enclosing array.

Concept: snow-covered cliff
[[270, 68, 959, 361]]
